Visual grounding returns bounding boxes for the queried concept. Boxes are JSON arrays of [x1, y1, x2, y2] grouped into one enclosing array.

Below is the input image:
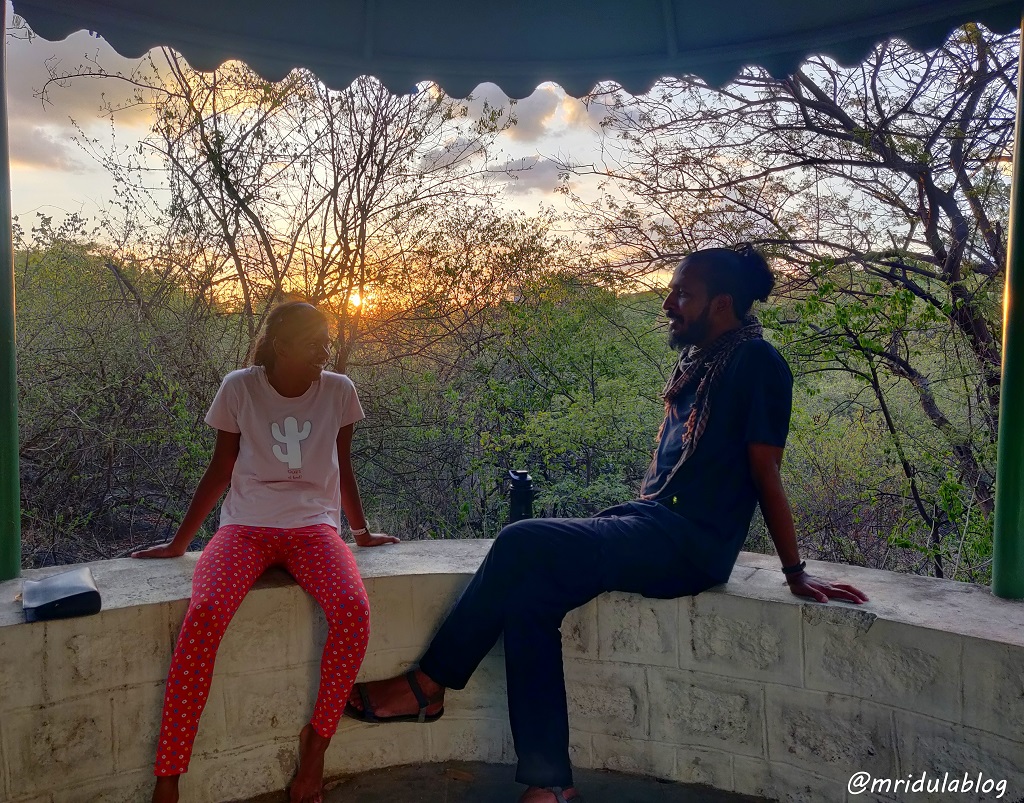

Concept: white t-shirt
[[204, 366, 365, 529]]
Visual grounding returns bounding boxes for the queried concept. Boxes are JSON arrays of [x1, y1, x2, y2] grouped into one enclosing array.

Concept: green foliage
[[346, 237, 668, 539], [16, 214, 236, 566], [14, 212, 1000, 584]]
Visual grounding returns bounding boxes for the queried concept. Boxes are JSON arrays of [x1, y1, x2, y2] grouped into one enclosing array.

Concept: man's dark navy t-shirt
[[638, 338, 793, 581]]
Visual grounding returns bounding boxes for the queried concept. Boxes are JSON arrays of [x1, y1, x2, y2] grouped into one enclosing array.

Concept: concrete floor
[[247, 762, 770, 803]]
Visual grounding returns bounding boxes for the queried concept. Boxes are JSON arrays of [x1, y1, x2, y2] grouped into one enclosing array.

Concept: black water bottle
[[507, 470, 534, 524]]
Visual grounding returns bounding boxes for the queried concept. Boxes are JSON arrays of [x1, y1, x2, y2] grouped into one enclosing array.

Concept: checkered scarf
[[641, 316, 763, 500]]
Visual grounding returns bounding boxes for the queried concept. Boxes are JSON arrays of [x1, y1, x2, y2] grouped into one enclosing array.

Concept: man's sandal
[[344, 670, 444, 724]]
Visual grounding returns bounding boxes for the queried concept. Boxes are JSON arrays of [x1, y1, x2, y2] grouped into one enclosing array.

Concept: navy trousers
[[418, 500, 726, 788]]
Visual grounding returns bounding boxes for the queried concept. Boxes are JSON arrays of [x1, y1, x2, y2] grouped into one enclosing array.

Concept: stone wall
[[1, 543, 1022, 803]]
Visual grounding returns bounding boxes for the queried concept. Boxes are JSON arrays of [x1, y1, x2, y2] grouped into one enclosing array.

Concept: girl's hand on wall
[[353, 531, 401, 547]]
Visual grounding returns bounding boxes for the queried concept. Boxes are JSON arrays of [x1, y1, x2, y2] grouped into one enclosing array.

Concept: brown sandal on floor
[[344, 670, 445, 724]]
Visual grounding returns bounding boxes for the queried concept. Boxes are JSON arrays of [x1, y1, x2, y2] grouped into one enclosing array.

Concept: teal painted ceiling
[[12, 0, 1022, 97]]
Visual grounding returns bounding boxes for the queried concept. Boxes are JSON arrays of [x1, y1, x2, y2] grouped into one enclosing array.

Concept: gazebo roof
[[11, 0, 1022, 98]]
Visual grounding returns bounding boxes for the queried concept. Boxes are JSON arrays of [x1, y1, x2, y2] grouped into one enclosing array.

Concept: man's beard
[[668, 305, 711, 350]]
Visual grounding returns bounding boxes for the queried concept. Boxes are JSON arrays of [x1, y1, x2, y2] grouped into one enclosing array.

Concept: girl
[[134, 301, 398, 803]]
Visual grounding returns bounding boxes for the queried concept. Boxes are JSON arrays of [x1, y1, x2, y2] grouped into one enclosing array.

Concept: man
[[345, 246, 868, 803]]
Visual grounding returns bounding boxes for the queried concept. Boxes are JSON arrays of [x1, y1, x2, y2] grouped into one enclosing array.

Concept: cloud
[[492, 156, 564, 196], [503, 86, 562, 142], [460, 82, 610, 146], [8, 117, 90, 173], [8, 27, 154, 122], [563, 94, 614, 130], [5, 24, 164, 173], [505, 85, 611, 144], [419, 136, 487, 171], [462, 82, 513, 120]]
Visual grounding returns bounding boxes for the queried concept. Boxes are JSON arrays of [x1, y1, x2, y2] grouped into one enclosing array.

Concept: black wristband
[[781, 560, 806, 576]]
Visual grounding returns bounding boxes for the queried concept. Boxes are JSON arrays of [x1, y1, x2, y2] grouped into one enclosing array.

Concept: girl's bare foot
[[152, 775, 180, 803], [290, 723, 329, 803], [345, 669, 445, 721]]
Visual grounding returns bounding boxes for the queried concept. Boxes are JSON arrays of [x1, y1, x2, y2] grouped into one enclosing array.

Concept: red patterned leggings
[[154, 524, 369, 776]]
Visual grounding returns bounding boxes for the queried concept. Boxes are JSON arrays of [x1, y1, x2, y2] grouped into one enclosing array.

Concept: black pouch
[[22, 566, 102, 622]]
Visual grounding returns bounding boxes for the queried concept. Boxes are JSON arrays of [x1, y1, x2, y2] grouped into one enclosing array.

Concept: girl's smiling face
[[274, 313, 331, 381]]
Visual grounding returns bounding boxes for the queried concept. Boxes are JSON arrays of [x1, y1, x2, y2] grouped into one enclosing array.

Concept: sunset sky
[[6, 9, 613, 231]]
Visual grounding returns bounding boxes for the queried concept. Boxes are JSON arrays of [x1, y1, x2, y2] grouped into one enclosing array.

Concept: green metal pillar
[[992, 16, 1024, 599], [0, 0, 20, 581]]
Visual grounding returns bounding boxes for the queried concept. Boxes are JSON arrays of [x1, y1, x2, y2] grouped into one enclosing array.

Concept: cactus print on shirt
[[204, 367, 364, 529]]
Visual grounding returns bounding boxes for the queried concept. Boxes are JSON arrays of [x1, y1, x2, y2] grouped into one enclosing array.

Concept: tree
[[50, 50, 514, 368], [567, 25, 1017, 579], [15, 214, 227, 565]]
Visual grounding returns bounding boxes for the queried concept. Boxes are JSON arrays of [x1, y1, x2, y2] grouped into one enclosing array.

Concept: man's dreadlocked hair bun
[[733, 243, 774, 303], [688, 244, 774, 317]]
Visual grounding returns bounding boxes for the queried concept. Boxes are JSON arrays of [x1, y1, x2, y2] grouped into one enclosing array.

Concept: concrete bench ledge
[[1, 543, 1022, 803]]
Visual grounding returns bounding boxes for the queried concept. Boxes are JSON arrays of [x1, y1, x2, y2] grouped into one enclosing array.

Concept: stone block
[[292, 591, 329, 665], [201, 663, 230, 747], [113, 679, 227, 774], [597, 592, 679, 668], [362, 576, 418, 652], [726, 563, 759, 583], [684, 592, 802, 684], [503, 728, 521, 764], [804, 609, 961, 721], [961, 636, 1024, 739], [562, 599, 598, 659], [673, 746, 734, 789], [324, 722, 430, 775], [845, 790, 898, 803], [222, 666, 312, 747], [216, 584, 306, 674], [43, 606, 173, 702], [445, 651, 507, 721], [894, 712, 1024, 801], [3, 698, 115, 798], [297, 576, 440, 672], [354, 647, 418, 681], [0, 623, 46, 712], [51, 769, 153, 803], [590, 734, 676, 780], [183, 739, 296, 802], [164, 598, 190, 638], [0, 735, 6, 802], [412, 573, 472, 647], [647, 668, 764, 756], [428, 717, 511, 763], [568, 731, 593, 769], [565, 659, 648, 740], [734, 756, 842, 803], [111, 682, 160, 773], [765, 686, 895, 781]]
